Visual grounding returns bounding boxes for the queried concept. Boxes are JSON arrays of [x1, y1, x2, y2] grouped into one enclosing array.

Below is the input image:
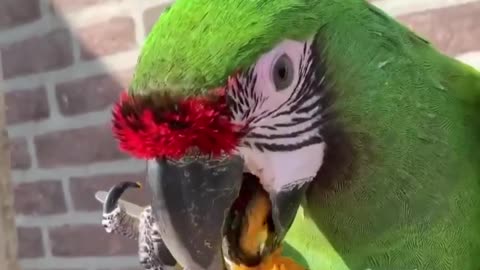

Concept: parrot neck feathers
[[111, 91, 243, 160]]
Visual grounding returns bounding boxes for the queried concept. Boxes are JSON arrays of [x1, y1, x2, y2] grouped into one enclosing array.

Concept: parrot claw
[[95, 183, 178, 270]]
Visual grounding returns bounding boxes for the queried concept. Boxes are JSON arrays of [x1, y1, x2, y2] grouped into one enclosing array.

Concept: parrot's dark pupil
[[278, 66, 286, 79], [272, 53, 294, 91]]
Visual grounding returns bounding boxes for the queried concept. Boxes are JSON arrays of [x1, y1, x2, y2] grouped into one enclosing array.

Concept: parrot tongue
[[146, 154, 245, 270]]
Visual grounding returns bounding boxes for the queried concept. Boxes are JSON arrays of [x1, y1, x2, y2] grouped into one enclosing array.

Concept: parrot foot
[[95, 183, 178, 270]]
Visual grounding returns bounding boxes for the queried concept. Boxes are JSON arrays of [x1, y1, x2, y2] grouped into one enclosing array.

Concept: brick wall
[[1, 0, 479, 270]]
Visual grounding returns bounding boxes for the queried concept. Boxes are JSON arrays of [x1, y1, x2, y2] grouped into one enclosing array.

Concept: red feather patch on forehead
[[112, 90, 242, 160]]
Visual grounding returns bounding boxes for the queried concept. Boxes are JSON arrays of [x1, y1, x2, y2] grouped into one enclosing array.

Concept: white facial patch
[[240, 143, 325, 193], [229, 37, 327, 192]]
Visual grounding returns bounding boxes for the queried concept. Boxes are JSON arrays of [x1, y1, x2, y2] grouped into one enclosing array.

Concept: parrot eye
[[272, 53, 294, 91]]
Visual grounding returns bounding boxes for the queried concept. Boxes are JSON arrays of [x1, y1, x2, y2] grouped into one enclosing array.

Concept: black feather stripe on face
[[226, 38, 331, 153]]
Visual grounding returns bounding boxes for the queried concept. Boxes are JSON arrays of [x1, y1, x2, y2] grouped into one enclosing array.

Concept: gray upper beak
[[146, 155, 244, 270]]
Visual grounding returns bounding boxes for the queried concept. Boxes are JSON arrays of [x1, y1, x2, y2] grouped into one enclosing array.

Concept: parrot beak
[[269, 185, 308, 244], [146, 154, 245, 270], [146, 153, 307, 269]]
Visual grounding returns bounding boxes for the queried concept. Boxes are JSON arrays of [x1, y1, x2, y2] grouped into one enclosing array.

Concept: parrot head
[[112, 0, 341, 268]]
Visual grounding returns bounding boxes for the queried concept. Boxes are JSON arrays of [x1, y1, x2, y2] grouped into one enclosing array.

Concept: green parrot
[[108, 0, 480, 269]]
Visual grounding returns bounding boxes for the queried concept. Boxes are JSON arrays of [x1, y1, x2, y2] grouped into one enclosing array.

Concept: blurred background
[[0, 0, 479, 270]]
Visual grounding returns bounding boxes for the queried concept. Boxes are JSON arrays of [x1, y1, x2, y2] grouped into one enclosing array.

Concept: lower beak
[[147, 155, 244, 270], [270, 184, 308, 245]]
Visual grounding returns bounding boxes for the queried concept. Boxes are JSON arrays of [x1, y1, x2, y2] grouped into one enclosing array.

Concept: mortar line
[[61, 177, 75, 213], [44, 80, 61, 117], [39, 225, 52, 258], [11, 161, 146, 184], [0, 15, 63, 45], [2, 49, 139, 92], [25, 136, 39, 170], [6, 110, 111, 138], [70, 29, 82, 64], [16, 211, 103, 227]]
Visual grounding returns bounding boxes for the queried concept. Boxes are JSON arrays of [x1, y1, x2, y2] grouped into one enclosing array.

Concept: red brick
[[0, 0, 40, 30], [143, 4, 171, 34], [79, 17, 136, 60], [56, 70, 132, 116], [398, 2, 480, 55], [34, 124, 128, 168], [6, 87, 50, 125], [10, 137, 31, 170], [50, 0, 108, 13], [49, 224, 136, 256], [17, 227, 44, 258], [14, 180, 67, 215], [70, 172, 150, 211], [1, 29, 73, 79]]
